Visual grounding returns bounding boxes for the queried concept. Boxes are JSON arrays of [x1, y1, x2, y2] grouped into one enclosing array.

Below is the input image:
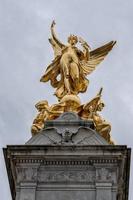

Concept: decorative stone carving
[[4, 140, 131, 200], [96, 167, 117, 184], [38, 169, 95, 183], [26, 112, 108, 145], [60, 128, 74, 143], [14, 157, 119, 165], [96, 168, 109, 181], [16, 167, 37, 183]]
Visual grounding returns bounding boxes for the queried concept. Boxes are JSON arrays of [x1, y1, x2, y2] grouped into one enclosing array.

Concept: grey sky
[[0, 0, 133, 199]]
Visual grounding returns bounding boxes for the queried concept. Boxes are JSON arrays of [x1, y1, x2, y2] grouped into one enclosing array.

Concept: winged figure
[[40, 21, 116, 100], [77, 88, 113, 144]]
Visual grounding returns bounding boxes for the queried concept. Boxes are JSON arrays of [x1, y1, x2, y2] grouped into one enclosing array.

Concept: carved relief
[[16, 167, 37, 183], [38, 170, 95, 183], [96, 167, 117, 183], [60, 129, 74, 143], [96, 168, 109, 181]]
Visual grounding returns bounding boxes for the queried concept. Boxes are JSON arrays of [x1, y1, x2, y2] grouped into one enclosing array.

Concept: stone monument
[[3, 21, 131, 200]]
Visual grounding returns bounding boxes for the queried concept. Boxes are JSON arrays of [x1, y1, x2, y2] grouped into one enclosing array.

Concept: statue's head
[[97, 100, 105, 111], [35, 100, 48, 111], [68, 34, 78, 45]]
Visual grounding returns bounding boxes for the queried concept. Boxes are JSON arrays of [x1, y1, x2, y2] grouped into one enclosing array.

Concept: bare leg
[[64, 77, 71, 94], [70, 62, 79, 87], [60, 59, 71, 94]]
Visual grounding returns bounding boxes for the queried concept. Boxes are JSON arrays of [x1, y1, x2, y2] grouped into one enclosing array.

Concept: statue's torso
[[61, 46, 79, 64]]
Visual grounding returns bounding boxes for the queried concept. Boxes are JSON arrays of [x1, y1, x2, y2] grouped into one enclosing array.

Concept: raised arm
[[50, 20, 65, 49]]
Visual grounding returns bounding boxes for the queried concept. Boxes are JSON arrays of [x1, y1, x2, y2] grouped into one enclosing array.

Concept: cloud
[[0, 0, 133, 199]]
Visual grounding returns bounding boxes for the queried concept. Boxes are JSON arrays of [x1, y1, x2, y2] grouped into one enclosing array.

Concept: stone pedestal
[[3, 112, 131, 200]]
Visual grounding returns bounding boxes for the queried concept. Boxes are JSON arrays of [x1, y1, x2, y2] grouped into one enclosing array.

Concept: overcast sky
[[0, 0, 133, 199]]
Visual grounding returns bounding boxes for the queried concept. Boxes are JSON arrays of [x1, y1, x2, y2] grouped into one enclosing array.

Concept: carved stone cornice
[[3, 145, 131, 200]]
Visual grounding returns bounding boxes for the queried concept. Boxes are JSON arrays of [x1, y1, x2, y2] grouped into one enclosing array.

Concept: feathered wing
[[80, 41, 116, 75], [83, 96, 100, 111], [40, 56, 61, 88], [77, 96, 100, 118]]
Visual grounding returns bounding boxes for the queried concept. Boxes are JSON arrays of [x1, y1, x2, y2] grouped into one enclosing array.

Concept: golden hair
[[68, 34, 78, 43]]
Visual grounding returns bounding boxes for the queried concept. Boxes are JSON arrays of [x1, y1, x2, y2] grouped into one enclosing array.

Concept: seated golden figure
[[31, 100, 65, 135], [77, 88, 113, 144]]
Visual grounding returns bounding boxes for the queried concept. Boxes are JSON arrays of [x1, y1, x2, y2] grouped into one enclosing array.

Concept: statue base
[[3, 112, 131, 200]]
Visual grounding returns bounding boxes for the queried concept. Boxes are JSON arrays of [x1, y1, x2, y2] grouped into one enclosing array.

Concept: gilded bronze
[[31, 100, 66, 135], [40, 21, 116, 100], [31, 21, 116, 144]]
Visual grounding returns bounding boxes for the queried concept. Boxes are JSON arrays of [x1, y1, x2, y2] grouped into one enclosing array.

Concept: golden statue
[[40, 21, 116, 100], [77, 88, 114, 144], [31, 100, 49, 135], [31, 21, 116, 144], [31, 100, 66, 135]]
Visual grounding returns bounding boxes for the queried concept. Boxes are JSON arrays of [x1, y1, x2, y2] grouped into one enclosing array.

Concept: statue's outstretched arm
[[50, 20, 65, 49]]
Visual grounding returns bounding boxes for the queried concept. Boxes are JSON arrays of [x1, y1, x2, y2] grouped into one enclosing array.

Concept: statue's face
[[37, 105, 43, 112], [68, 35, 78, 46], [36, 101, 48, 111], [97, 103, 104, 111]]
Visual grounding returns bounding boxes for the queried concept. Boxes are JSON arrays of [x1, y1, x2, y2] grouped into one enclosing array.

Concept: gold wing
[[77, 88, 103, 116], [83, 87, 103, 112], [80, 41, 116, 75], [40, 56, 61, 87], [77, 96, 100, 118], [83, 96, 100, 111]]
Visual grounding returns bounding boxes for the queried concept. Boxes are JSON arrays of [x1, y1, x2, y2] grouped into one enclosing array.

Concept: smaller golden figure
[[78, 88, 113, 144], [31, 100, 65, 135], [31, 100, 49, 135]]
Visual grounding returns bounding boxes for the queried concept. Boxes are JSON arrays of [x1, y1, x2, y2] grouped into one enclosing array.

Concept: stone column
[[95, 167, 113, 200], [15, 164, 39, 200], [96, 182, 112, 200]]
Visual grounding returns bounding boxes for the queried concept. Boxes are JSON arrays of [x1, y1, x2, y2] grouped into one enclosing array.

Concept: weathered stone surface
[[3, 113, 131, 200], [26, 112, 108, 145], [4, 145, 131, 200]]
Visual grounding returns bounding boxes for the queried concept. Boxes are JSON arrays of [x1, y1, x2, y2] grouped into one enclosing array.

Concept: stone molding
[[26, 112, 108, 145], [3, 145, 131, 200]]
